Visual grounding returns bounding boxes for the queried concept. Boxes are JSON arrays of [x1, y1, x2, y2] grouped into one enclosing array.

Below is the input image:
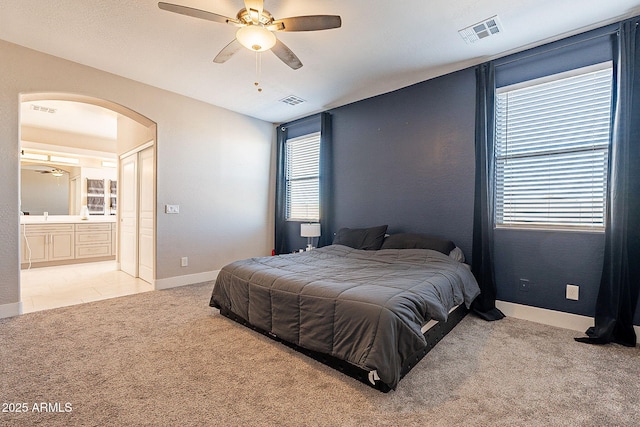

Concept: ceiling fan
[[158, 0, 342, 70], [35, 167, 67, 177]]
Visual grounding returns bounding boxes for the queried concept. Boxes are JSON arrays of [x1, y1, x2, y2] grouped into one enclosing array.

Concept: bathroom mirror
[[20, 164, 71, 215]]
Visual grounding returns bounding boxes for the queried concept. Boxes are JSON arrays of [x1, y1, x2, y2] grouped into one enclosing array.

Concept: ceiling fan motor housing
[[237, 8, 274, 26]]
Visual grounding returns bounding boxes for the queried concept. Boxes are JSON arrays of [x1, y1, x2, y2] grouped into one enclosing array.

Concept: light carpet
[[1, 282, 639, 426]]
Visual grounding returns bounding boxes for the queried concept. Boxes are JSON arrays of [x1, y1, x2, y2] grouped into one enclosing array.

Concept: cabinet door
[[87, 178, 106, 215], [111, 224, 117, 256], [22, 233, 48, 263], [49, 232, 75, 261]]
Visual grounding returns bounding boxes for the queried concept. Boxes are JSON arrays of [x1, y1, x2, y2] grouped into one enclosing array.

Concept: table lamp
[[300, 223, 321, 251]]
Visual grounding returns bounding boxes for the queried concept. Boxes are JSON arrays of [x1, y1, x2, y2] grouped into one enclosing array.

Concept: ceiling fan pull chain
[[255, 51, 263, 92]]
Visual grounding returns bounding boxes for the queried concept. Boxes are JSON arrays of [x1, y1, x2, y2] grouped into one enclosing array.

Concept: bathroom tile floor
[[20, 261, 154, 313]]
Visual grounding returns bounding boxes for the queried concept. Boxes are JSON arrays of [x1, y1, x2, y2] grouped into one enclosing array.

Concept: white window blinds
[[495, 63, 613, 230], [285, 132, 321, 221]]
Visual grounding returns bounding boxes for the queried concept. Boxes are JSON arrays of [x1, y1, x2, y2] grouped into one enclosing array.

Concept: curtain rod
[[494, 15, 640, 68], [279, 113, 324, 130], [494, 27, 619, 68], [496, 17, 640, 69]]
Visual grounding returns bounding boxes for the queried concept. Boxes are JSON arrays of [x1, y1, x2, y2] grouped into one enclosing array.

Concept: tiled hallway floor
[[20, 261, 154, 313]]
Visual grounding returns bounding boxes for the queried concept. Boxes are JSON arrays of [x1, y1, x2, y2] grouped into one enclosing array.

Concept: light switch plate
[[165, 204, 179, 214]]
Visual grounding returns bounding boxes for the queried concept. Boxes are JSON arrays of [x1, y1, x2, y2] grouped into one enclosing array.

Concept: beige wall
[[0, 40, 275, 316]]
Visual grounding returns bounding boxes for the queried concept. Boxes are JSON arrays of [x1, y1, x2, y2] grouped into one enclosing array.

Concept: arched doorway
[[19, 92, 157, 312]]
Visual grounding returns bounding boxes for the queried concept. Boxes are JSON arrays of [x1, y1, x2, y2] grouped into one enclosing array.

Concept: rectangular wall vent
[[458, 15, 503, 44], [30, 104, 57, 113], [280, 95, 306, 106]]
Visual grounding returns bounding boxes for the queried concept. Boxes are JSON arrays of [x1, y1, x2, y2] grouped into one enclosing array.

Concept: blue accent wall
[[494, 229, 605, 317], [329, 68, 476, 260]]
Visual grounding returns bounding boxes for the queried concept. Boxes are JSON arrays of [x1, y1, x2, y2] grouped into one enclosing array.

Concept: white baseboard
[[154, 270, 219, 290], [496, 300, 640, 338], [0, 301, 23, 319]]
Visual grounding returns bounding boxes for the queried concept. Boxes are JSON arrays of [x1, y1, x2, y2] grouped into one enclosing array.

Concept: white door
[[119, 152, 138, 277], [138, 146, 154, 283]]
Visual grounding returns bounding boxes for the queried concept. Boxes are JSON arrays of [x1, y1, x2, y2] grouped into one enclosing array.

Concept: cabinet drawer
[[75, 223, 112, 232], [75, 231, 111, 245], [23, 224, 74, 234], [76, 244, 112, 258]]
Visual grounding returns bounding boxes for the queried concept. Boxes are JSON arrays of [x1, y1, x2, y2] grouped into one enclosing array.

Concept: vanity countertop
[[20, 215, 117, 224]]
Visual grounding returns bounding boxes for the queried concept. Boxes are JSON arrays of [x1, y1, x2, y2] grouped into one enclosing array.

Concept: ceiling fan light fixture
[[236, 25, 276, 52]]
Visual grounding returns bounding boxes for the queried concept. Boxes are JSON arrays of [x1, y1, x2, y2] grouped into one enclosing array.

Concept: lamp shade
[[300, 223, 321, 238], [236, 25, 277, 52]]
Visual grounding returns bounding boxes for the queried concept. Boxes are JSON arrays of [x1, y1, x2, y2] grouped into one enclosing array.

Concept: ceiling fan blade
[[244, 0, 264, 24], [213, 39, 242, 63], [271, 39, 303, 70], [270, 15, 342, 32], [158, 2, 236, 25]]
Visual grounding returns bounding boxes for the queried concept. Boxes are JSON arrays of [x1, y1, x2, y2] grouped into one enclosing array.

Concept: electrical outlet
[[566, 284, 579, 300], [181, 257, 188, 267], [519, 278, 530, 292], [165, 204, 180, 214]]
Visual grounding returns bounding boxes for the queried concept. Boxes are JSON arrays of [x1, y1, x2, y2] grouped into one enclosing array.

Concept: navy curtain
[[471, 62, 505, 321], [576, 19, 640, 347], [274, 124, 289, 255], [318, 112, 333, 248]]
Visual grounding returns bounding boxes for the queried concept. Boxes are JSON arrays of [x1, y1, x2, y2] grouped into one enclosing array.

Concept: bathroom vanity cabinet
[[21, 218, 116, 268]]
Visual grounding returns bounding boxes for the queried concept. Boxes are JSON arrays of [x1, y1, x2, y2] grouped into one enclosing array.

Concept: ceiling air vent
[[30, 104, 57, 114], [279, 95, 306, 106], [458, 15, 503, 44]]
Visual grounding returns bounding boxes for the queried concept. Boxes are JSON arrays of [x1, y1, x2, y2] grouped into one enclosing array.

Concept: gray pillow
[[380, 233, 455, 255], [333, 225, 388, 250]]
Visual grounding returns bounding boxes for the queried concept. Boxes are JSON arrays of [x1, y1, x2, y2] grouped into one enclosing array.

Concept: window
[[285, 132, 320, 221], [495, 63, 613, 230]]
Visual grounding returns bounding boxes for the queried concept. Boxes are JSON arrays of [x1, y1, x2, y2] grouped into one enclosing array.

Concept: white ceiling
[[2, 0, 640, 129]]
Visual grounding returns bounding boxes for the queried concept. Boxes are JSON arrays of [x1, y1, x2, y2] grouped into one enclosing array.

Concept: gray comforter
[[209, 244, 481, 389]]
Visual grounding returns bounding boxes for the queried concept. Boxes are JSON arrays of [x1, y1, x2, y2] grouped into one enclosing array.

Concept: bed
[[209, 227, 480, 391]]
